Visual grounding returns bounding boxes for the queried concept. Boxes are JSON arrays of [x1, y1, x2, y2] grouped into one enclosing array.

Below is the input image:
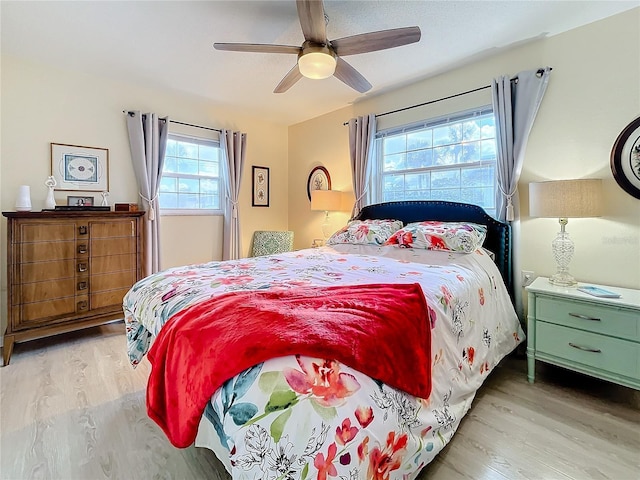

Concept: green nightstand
[[526, 277, 640, 391]]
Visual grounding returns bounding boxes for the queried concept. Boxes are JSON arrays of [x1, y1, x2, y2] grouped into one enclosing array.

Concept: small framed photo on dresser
[[67, 195, 94, 207]]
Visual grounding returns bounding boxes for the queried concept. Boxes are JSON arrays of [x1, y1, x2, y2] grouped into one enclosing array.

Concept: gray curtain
[[348, 114, 377, 218], [493, 67, 551, 222], [492, 67, 551, 317], [221, 129, 247, 260], [126, 111, 168, 275]]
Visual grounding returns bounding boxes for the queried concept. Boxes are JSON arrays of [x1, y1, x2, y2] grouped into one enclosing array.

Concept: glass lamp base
[[549, 271, 577, 287], [321, 221, 332, 241], [321, 211, 333, 241], [550, 221, 577, 287]]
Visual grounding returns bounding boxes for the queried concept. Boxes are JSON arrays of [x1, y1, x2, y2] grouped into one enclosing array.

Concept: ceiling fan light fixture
[[298, 48, 336, 79], [214, 1, 422, 93]]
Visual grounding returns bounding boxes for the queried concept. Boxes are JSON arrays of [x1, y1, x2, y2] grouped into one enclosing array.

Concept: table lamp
[[529, 178, 603, 286], [311, 189, 342, 240]]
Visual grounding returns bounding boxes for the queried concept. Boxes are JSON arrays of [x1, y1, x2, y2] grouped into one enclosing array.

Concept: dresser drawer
[[91, 287, 130, 310], [20, 259, 75, 282], [18, 297, 77, 327], [18, 223, 76, 243], [536, 322, 639, 380], [91, 237, 136, 257], [20, 241, 75, 263], [91, 253, 137, 274], [19, 278, 76, 304], [90, 220, 135, 238], [91, 270, 136, 292], [536, 296, 639, 341]]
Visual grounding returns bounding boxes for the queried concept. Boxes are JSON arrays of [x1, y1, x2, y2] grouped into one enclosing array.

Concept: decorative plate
[[611, 116, 640, 199], [306, 166, 331, 201]]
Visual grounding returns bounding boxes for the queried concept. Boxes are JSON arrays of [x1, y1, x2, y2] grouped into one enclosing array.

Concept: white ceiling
[[2, 1, 637, 126]]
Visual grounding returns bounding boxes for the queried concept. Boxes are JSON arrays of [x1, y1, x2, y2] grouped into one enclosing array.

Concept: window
[[371, 107, 497, 217], [159, 134, 222, 213]]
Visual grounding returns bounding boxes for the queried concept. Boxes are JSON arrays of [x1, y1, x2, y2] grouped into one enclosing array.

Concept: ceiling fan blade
[[331, 26, 421, 56], [296, 0, 327, 43], [274, 64, 303, 93], [333, 57, 372, 93], [214, 43, 301, 55]]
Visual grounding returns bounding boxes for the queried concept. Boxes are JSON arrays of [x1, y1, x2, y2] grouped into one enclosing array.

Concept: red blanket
[[146, 283, 432, 448]]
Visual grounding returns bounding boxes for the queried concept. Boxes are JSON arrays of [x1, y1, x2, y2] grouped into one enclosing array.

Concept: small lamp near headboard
[[311, 189, 342, 240], [529, 178, 603, 286]]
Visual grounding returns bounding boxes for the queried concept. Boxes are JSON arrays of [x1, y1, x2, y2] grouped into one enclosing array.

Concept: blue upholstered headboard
[[354, 201, 512, 296]]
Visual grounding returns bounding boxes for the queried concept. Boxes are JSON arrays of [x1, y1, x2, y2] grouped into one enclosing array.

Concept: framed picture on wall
[[306, 165, 331, 201], [610, 116, 640, 199], [252, 166, 270, 207], [51, 143, 109, 192]]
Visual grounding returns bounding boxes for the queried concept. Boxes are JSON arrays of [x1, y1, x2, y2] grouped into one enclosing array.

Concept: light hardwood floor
[[1, 324, 638, 480]]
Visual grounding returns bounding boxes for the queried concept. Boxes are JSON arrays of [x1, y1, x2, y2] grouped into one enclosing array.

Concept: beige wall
[[160, 215, 224, 269], [289, 8, 640, 289], [0, 55, 289, 335], [288, 107, 354, 249]]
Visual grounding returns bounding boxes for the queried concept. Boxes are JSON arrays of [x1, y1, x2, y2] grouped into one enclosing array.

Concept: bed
[[124, 200, 524, 480]]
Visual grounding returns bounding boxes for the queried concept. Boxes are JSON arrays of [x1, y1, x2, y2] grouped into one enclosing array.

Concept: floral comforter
[[124, 245, 523, 480]]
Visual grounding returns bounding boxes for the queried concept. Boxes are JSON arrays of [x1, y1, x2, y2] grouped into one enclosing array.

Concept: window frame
[[370, 106, 497, 217], [160, 132, 224, 216]]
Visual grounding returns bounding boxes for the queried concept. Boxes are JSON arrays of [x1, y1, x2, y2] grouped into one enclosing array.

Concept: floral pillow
[[384, 221, 487, 253], [327, 219, 404, 246]]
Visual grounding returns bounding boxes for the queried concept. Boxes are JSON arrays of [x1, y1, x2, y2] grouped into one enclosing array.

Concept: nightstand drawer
[[536, 322, 639, 379], [536, 296, 639, 341]]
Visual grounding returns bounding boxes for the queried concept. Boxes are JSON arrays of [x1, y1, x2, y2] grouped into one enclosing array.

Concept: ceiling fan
[[213, 0, 421, 94]]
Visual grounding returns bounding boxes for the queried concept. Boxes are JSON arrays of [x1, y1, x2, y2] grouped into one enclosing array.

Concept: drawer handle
[[77, 300, 88, 311], [77, 281, 88, 291], [77, 262, 88, 273], [78, 226, 88, 235], [77, 244, 88, 254], [568, 312, 601, 322], [568, 342, 601, 353]]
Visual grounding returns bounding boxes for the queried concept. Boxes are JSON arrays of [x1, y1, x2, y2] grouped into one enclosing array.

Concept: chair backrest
[[251, 231, 294, 257]]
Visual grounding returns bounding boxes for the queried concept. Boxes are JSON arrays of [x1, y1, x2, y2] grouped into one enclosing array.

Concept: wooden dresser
[[2, 211, 145, 365]]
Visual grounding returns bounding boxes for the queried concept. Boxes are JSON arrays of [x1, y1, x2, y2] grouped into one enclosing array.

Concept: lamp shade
[[311, 189, 342, 211], [529, 179, 603, 218], [340, 191, 356, 212]]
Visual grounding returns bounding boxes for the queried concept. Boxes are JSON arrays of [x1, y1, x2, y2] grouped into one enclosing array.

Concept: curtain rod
[[122, 111, 222, 133], [343, 67, 552, 125]]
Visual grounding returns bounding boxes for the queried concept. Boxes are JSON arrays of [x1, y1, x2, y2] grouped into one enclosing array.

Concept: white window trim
[[374, 106, 493, 139], [161, 209, 224, 217]]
